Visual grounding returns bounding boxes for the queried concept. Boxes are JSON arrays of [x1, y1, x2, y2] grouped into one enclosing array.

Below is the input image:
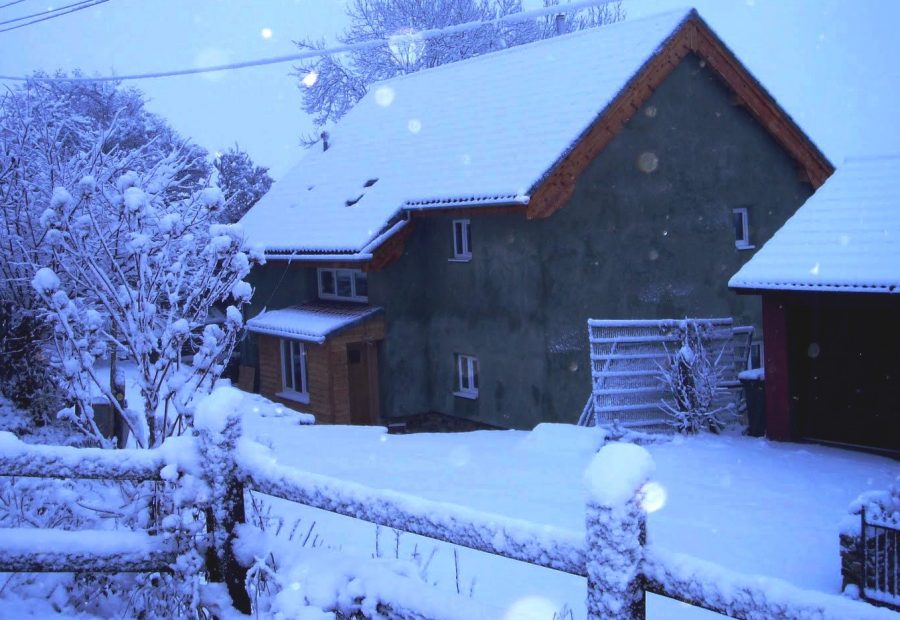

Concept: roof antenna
[[321, 131, 330, 152], [555, 13, 566, 35]]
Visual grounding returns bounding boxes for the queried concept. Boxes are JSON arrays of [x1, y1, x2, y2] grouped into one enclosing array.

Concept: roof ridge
[[370, 7, 695, 90]]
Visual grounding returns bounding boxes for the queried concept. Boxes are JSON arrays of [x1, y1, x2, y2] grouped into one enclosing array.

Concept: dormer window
[[318, 268, 368, 302], [451, 219, 472, 261]]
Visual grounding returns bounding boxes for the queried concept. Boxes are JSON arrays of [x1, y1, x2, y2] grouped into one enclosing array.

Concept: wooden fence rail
[[1, 421, 897, 619], [0, 528, 175, 573], [0, 432, 165, 481], [238, 445, 587, 576]]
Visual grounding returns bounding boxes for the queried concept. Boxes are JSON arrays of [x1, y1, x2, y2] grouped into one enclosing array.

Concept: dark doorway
[[789, 298, 899, 455], [347, 341, 380, 425]]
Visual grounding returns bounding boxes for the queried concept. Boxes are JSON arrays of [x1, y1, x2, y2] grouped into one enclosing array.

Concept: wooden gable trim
[[407, 204, 528, 219], [525, 14, 834, 220], [366, 218, 415, 271]]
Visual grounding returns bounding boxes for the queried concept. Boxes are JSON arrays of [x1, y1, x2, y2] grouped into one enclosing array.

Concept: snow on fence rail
[[0, 431, 168, 480], [236, 439, 587, 576], [239, 437, 894, 620], [1, 390, 894, 619], [0, 432, 179, 575], [0, 528, 175, 573], [585, 318, 750, 429]]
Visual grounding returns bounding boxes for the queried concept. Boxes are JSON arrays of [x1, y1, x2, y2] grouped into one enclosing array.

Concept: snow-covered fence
[[237, 440, 587, 576], [236, 439, 894, 620], [0, 528, 174, 573], [0, 431, 165, 480], [0, 432, 177, 574], [585, 318, 748, 429], [2, 418, 894, 619]]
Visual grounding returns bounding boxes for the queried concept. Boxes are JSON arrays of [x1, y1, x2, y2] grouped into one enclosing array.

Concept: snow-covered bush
[[31, 166, 263, 448], [0, 76, 212, 429], [658, 320, 735, 434]]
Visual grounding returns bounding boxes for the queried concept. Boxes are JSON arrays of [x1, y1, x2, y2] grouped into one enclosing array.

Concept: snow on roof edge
[[247, 305, 385, 343], [728, 279, 899, 294]]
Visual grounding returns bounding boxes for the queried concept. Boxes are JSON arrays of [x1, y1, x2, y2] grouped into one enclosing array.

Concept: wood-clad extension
[[525, 12, 834, 220], [256, 315, 386, 424]]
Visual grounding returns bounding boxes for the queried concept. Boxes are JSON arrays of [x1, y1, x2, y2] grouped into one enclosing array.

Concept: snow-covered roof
[[240, 9, 698, 255], [246, 302, 383, 343], [730, 155, 900, 294]]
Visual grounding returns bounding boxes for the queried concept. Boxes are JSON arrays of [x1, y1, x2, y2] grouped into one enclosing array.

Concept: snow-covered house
[[238, 8, 832, 429], [730, 155, 899, 455]]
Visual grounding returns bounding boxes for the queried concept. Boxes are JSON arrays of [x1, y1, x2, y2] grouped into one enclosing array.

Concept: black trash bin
[[738, 369, 766, 437]]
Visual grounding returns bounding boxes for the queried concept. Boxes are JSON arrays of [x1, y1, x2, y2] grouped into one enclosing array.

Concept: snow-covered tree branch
[[31, 162, 263, 448]]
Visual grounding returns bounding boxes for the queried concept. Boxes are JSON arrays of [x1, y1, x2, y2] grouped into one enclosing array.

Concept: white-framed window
[[455, 353, 479, 399], [451, 219, 472, 261], [318, 268, 368, 302], [280, 339, 309, 403], [748, 340, 765, 370], [732, 208, 753, 249]]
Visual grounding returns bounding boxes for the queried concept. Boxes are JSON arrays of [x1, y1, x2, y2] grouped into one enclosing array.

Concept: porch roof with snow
[[246, 302, 384, 344], [239, 8, 831, 259], [729, 155, 900, 294]]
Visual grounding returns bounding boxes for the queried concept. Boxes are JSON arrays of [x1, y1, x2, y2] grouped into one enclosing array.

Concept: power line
[[0, 0, 109, 34], [0, 0, 101, 26], [0, 0, 31, 10], [0, 0, 612, 82]]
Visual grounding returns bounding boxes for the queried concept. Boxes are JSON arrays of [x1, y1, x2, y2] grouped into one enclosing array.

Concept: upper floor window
[[280, 339, 309, 403], [732, 208, 754, 250], [451, 219, 472, 261], [455, 353, 479, 399], [318, 268, 368, 302]]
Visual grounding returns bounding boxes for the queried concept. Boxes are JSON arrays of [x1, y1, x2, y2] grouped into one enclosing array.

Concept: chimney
[[321, 131, 330, 152], [555, 13, 565, 35]]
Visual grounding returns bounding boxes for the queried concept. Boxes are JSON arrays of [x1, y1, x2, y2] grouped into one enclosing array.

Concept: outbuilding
[[730, 155, 899, 455]]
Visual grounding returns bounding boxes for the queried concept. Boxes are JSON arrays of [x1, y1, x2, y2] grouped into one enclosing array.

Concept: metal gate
[[862, 508, 900, 610]]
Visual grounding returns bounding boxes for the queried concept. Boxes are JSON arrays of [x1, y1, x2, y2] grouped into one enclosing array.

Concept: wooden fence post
[[584, 443, 654, 620], [196, 391, 251, 615]]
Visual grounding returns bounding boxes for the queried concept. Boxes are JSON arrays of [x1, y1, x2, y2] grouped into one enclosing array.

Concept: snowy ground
[[241, 411, 900, 619]]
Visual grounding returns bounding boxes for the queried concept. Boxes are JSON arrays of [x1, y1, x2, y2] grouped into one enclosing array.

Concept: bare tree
[[293, 0, 624, 138]]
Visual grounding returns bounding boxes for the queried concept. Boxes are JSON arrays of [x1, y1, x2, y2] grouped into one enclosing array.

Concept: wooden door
[[790, 299, 899, 454], [347, 341, 380, 425]]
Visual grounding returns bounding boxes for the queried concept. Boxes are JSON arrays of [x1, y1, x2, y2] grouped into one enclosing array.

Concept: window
[[455, 353, 479, 399], [317, 268, 368, 302], [451, 219, 472, 260], [280, 339, 309, 403], [732, 208, 753, 249], [748, 340, 764, 370]]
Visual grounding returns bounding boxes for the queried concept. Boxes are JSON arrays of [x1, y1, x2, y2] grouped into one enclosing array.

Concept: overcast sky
[[1, 0, 897, 179]]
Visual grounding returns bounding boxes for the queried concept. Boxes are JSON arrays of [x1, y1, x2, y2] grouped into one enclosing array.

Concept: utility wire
[[0, 0, 109, 34], [0, 0, 102, 26], [0, 0, 31, 10], [0, 0, 611, 82]]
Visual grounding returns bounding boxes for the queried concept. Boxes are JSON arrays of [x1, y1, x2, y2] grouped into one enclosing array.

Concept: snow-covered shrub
[[0, 303, 63, 426], [0, 76, 212, 430], [658, 320, 735, 434], [31, 166, 264, 448]]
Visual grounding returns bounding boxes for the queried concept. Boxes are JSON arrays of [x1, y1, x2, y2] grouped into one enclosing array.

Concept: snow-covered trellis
[[583, 318, 750, 429]]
